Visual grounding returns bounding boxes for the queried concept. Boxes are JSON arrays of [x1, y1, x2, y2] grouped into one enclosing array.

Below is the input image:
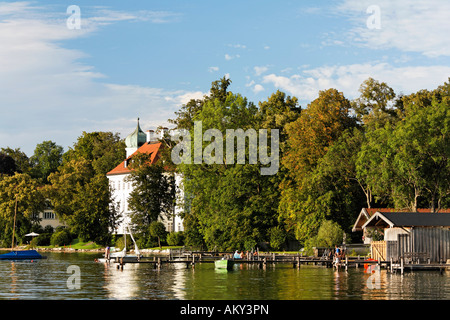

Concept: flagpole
[[11, 195, 18, 251]]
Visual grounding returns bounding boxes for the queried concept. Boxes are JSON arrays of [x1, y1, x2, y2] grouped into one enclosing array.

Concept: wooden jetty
[[102, 249, 450, 274]]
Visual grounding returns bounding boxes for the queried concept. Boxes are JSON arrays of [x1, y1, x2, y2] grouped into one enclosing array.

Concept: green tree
[[316, 220, 344, 248], [352, 77, 398, 129], [127, 152, 176, 234], [177, 81, 284, 250], [279, 88, 357, 243], [169, 76, 232, 130], [0, 173, 46, 246], [149, 221, 167, 249], [30, 140, 64, 183], [63, 131, 126, 176], [0, 153, 17, 176], [47, 132, 125, 244], [0, 147, 31, 174]]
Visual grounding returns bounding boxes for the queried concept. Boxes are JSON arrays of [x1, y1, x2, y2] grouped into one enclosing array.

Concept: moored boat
[[215, 258, 233, 270], [0, 249, 45, 260]]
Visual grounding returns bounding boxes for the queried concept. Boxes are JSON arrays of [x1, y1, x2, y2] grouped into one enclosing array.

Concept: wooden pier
[[104, 250, 450, 274]]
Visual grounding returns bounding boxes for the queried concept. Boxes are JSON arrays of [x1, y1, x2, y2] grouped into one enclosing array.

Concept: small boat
[[1, 196, 45, 261], [0, 249, 45, 261], [215, 258, 233, 270]]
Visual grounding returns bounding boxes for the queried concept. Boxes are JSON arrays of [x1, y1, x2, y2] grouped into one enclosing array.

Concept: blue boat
[[0, 250, 45, 260]]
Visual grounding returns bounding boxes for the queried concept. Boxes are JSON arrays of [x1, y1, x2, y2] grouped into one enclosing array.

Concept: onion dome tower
[[125, 118, 147, 157]]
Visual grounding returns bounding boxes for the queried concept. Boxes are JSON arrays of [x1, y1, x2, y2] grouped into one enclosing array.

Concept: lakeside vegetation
[[0, 76, 449, 253]]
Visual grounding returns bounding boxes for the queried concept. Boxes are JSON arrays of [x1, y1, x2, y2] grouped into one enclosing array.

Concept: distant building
[[36, 208, 66, 230], [106, 119, 184, 235]]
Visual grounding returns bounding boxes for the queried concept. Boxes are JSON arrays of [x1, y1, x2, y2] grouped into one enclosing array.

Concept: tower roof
[[125, 118, 147, 149]]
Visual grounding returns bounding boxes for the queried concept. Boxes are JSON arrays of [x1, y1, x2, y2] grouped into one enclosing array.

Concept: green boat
[[215, 259, 233, 270]]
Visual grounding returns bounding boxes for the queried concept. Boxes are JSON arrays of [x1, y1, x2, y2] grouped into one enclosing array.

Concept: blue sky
[[1, 0, 450, 155]]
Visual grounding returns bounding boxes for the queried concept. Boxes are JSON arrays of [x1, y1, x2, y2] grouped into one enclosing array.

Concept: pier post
[[390, 257, 393, 273], [400, 257, 404, 275]]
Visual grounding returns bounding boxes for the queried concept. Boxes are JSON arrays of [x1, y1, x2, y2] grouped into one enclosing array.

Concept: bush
[[302, 220, 344, 256], [269, 226, 287, 251], [166, 232, 184, 246], [31, 233, 52, 246], [316, 220, 344, 247], [50, 229, 72, 246]]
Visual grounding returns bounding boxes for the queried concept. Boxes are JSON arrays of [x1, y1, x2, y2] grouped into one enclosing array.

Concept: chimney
[[146, 130, 156, 143]]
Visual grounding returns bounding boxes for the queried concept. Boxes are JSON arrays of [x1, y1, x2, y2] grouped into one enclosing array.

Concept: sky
[[1, 0, 450, 156]]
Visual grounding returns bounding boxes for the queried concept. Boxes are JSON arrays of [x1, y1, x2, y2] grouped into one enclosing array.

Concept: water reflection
[[102, 262, 141, 299], [0, 253, 449, 300]]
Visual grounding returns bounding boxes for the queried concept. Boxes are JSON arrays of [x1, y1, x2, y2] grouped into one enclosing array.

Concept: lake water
[[0, 252, 449, 300]]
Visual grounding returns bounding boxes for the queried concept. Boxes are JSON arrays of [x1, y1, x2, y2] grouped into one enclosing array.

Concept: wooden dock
[[103, 250, 450, 274]]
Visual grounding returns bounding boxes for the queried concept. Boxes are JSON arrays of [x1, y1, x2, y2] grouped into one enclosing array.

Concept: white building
[[106, 119, 184, 235]]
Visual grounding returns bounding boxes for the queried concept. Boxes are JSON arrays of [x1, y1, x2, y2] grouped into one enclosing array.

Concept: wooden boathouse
[[356, 209, 450, 263]]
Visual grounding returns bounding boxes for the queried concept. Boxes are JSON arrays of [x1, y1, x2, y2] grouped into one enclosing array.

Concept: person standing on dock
[[334, 245, 340, 264], [105, 246, 110, 260]]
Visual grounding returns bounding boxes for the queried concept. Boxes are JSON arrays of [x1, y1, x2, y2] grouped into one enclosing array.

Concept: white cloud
[[263, 62, 450, 103], [0, 3, 195, 155], [253, 84, 265, 94], [225, 54, 240, 60], [254, 66, 269, 76], [208, 66, 219, 73], [228, 44, 246, 49], [338, 0, 450, 57]]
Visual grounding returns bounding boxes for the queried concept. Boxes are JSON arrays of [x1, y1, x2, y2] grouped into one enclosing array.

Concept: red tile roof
[[107, 142, 162, 176], [365, 208, 450, 216]]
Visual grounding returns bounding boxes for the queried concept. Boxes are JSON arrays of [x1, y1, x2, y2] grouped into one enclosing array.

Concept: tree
[[176, 80, 285, 250], [30, 140, 64, 183], [47, 159, 118, 244], [127, 152, 176, 234], [0, 153, 17, 176], [352, 77, 398, 129], [47, 131, 125, 244], [279, 88, 357, 243], [168, 76, 232, 130], [0, 173, 46, 246], [390, 91, 450, 211], [0, 147, 31, 174], [149, 221, 167, 249], [63, 131, 126, 176], [316, 220, 344, 248]]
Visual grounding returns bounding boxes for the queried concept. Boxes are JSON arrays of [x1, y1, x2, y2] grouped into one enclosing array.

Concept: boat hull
[[96, 255, 141, 263], [0, 250, 44, 260], [215, 259, 233, 270]]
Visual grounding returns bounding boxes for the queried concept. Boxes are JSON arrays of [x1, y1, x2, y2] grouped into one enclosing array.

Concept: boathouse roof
[[352, 208, 450, 232], [362, 211, 450, 229]]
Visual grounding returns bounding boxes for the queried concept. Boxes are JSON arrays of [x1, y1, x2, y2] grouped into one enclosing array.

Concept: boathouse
[[358, 210, 450, 263]]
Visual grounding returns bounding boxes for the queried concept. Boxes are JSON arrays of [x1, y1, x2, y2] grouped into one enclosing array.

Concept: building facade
[[106, 119, 184, 235]]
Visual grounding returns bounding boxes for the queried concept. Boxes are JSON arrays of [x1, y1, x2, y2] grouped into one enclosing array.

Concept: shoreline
[[0, 247, 172, 254]]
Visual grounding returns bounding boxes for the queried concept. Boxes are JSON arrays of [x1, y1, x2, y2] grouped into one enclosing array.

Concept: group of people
[[232, 250, 259, 259]]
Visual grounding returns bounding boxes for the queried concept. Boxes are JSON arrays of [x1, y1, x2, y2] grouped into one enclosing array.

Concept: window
[[44, 211, 55, 220]]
